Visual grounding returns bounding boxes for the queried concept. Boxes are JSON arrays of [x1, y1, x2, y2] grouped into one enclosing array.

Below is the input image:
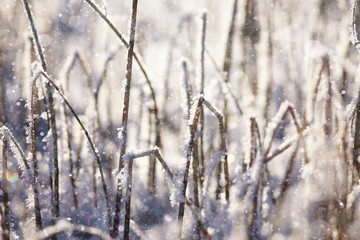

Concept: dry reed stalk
[[0, 48, 5, 127], [249, 117, 261, 169], [353, 85, 360, 174], [178, 99, 202, 237], [22, 0, 60, 229], [198, 12, 207, 209], [28, 72, 43, 230], [1, 137, 9, 240], [352, 0, 360, 49], [222, 0, 239, 131], [178, 96, 229, 237], [264, 2, 274, 121], [278, 140, 300, 202], [323, 55, 332, 138], [241, 0, 261, 96], [352, 0, 360, 174], [183, 61, 193, 119], [112, 0, 139, 238], [147, 108, 156, 194]]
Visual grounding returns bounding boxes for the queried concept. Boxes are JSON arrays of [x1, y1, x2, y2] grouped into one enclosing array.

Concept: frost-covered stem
[[353, 84, 360, 174], [222, 0, 238, 132], [84, 0, 162, 155], [0, 54, 5, 126], [199, 13, 207, 198], [200, 13, 206, 95], [306, 61, 325, 125], [202, 98, 229, 203], [22, 0, 46, 71], [192, 145, 201, 207], [75, 135, 84, 179], [182, 61, 192, 119], [352, 0, 360, 50], [206, 49, 243, 115], [0, 127, 31, 172], [248, 175, 262, 239], [1, 137, 10, 240], [223, 0, 238, 77], [124, 156, 133, 240], [113, 0, 138, 238], [29, 78, 43, 230], [249, 117, 260, 168], [178, 99, 202, 236], [147, 108, 156, 194], [242, 0, 260, 96], [323, 55, 332, 137], [277, 140, 299, 202], [22, 0, 60, 224], [265, 136, 299, 163], [92, 161, 98, 208], [264, 4, 274, 121], [265, 102, 301, 157], [244, 151, 266, 239], [40, 72, 111, 226]]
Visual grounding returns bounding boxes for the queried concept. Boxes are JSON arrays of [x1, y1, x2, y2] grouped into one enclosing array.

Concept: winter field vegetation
[[2, 0, 360, 239]]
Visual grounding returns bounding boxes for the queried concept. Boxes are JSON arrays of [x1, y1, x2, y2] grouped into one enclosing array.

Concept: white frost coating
[[169, 170, 184, 207], [0, 127, 27, 178], [188, 94, 203, 126], [25, 66, 43, 145], [117, 167, 128, 192], [117, 127, 126, 143], [123, 151, 135, 165], [347, 183, 360, 212], [264, 100, 291, 151]]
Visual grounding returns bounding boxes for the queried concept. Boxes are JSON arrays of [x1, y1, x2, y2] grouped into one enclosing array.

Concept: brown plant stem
[[112, 0, 139, 238], [1, 137, 9, 240]]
